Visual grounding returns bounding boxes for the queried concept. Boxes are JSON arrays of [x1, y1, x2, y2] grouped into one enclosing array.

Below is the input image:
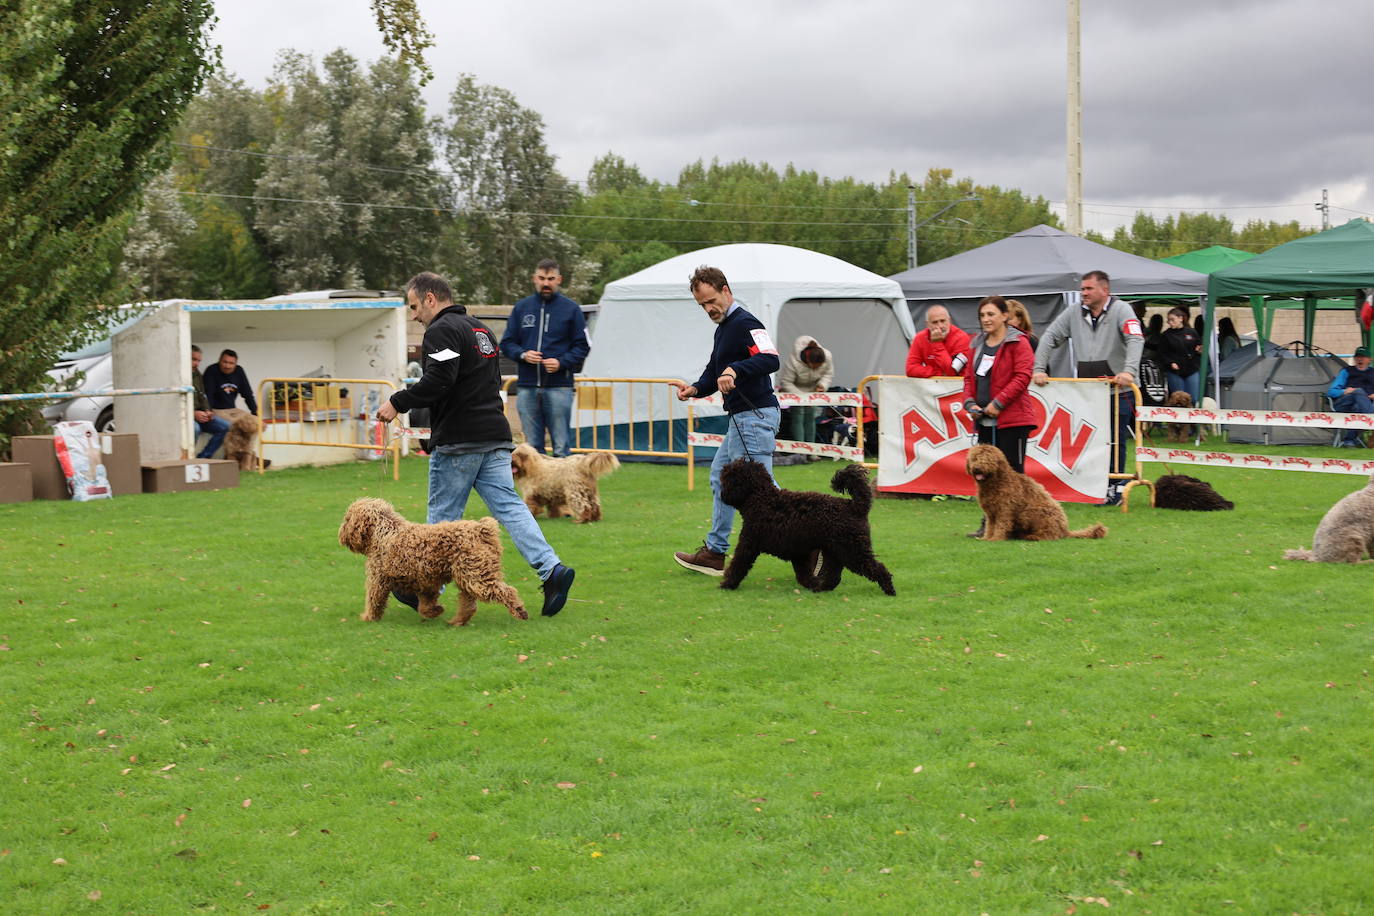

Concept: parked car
[[42, 345, 116, 432], [41, 307, 153, 433]]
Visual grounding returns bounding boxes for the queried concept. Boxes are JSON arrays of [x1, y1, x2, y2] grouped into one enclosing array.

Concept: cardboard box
[[141, 459, 239, 494], [0, 463, 33, 503], [11, 436, 68, 500], [95, 432, 141, 496], [11, 433, 142, 499]]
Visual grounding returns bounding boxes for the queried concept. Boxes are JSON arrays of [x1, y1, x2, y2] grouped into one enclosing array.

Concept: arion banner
[[876, 377, 1111, 502]]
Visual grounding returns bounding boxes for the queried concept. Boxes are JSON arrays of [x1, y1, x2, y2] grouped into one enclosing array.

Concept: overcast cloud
[[211, 0, 1373, 237]]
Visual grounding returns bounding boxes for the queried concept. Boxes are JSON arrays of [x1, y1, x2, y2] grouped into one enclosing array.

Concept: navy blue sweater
[[499, 292, 590, 388], [691, 306, 780, 414]]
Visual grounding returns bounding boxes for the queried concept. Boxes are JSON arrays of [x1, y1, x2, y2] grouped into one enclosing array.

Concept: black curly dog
[[717, 458, 895, 595]]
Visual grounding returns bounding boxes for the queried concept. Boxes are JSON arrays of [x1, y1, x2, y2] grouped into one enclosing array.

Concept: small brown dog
[[1164, 391, 1194, 443], [218, 408, 269, 470], [338, 497, 526, 625], [509, 443, 620, 523], [965, 444, 1108, 541]]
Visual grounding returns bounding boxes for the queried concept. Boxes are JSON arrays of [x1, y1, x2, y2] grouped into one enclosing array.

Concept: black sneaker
[[540, 564, 575, 617], [391, 589, 419, 610], [1095, 486, 1123, 507]]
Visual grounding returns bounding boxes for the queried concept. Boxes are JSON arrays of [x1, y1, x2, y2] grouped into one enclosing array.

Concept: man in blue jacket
[[1327, 346, 1374, 447], [669, 266, 781, 576], [500, 260, 590, 457]]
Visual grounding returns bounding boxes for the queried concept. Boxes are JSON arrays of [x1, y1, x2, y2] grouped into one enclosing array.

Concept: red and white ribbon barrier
[[1137, 405, 1374, 433], [687, 431, 864, 462], [1136, 445, 1374, 476], [697, 391, 864, 408]]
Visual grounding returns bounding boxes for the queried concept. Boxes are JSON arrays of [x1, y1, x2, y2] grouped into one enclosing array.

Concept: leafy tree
[[0, 0, 215, 446], [441, 74, 577, 303], [252, 50, 448, 291]]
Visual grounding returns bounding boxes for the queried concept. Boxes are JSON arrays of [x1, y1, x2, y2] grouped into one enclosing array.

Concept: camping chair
[[1324, 395, 1369, 448]]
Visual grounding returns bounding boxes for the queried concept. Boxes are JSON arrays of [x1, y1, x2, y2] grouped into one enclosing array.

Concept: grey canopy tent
[[889, 224, 1209, 339]]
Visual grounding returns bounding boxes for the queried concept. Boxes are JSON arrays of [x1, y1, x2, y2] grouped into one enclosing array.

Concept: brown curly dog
[[216, 408, 267, 470], [966, 444, 1108, 541], [1164, 391, 1194, 443], [718, 458, 895, 595], [1285, 472, 1374, 563], [338, 497, 527, 625], [510, 443, 620, 523]]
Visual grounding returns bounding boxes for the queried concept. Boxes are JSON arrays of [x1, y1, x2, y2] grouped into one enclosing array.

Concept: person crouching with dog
[[376, 272, 576, 617], [963, 295, 1037, 538], [669, 265, 782, 576]]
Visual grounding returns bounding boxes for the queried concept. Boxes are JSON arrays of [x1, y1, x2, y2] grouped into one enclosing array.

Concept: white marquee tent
[[582, 243, 915, 390]]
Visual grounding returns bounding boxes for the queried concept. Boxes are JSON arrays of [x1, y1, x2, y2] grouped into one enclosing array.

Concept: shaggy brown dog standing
[[1164, 391, 1194, 443], [217, 408, 267, 470], [717, 458, 895, 594], [509, 443, 619, 523], [1285, 472, 1374, 563], [965, 444, 1108, 541], [338, 497, 527, 625]]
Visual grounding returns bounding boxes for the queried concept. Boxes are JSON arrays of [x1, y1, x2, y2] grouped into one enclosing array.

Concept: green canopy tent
[[1160, 245, 1256, 274], [1202, 219, 1374, 392]]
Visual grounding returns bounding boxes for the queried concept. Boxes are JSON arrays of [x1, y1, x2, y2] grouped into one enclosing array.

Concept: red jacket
[[962, 328, 1037, 430], [905, 325, 971, 378]]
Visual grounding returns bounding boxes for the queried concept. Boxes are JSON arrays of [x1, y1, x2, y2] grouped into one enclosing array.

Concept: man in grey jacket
[[1032, 270, 1144, 505]]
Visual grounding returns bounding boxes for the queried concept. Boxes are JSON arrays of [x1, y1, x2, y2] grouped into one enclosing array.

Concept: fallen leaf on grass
[[173, 848, 199, 860], [175, 813, 186, 827], [241, 799, 252, 808], [556, 782, 576, 790], [1034, 834, 1049, 842], [52, 858, 68, 866]]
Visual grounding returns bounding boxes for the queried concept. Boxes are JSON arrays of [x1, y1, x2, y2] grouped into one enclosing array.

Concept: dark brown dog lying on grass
[[338, 497, 527, 625], [965, 444, 1108, 541], [717, 458, 895, 595]]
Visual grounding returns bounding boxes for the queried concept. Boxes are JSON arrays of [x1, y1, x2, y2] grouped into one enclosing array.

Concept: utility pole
[[1065, 0, 1083, 236], [907, 193, 979, 270], [1316, 188, 1330, 230], [907, 186, 917, 269]]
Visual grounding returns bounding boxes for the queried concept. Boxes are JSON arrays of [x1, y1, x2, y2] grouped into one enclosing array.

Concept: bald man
[[905, 305, 971, 378]]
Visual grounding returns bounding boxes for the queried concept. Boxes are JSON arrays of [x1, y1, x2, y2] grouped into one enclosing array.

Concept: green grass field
[[2, 451, 1371, 914]]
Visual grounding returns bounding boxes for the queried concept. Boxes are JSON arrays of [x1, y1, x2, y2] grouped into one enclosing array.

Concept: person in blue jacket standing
[[669, 265, 782, 576], [500, 259, 590, 457]]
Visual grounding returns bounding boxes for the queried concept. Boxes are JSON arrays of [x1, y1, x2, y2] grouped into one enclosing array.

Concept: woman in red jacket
[[963, 295, 1037, 473]]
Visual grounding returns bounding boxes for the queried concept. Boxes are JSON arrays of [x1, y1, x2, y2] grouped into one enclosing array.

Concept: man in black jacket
[[378, 272, 575, 617], [669, 265, 781, 575]]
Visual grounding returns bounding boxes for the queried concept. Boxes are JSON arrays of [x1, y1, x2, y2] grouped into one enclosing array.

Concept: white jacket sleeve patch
[[750, 328, 778, 355], [428, 348, 460, 362]]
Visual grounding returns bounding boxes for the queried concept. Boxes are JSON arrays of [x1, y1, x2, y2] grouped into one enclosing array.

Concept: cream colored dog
[[509, 443, 620, 523]]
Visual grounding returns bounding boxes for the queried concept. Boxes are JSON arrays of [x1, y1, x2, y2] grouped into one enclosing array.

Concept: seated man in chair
[[1327, 346, 1374, 448]]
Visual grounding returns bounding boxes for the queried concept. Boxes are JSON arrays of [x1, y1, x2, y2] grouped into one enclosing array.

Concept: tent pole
[[1303, 296, 1316, 354]]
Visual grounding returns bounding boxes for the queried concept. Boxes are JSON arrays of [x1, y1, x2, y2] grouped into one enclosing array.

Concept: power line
[[176, 189, 900, 227], [174, 141, 966, 212]]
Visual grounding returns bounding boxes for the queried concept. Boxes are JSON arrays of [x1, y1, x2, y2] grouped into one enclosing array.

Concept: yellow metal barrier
[[256, 378, 403, 478], [554, 377, 698, 490]]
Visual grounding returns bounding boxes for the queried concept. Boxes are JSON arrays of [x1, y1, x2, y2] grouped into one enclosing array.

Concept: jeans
[[707, 406, 780, 555], [517, 386, 575, 457], [783, 405, 817, 443], [1166, 370, 1200, 405], [1334, 391, 1374, 445], [427, 448, 559, 579], [196, 414, 230, 458], [1112, 388, 1135, 476]]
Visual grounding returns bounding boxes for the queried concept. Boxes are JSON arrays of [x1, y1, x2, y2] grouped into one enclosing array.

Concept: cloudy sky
[[212, 0, 1373, 237]]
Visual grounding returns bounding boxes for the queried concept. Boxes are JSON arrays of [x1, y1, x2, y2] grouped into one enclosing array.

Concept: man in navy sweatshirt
[[202, 348, 259, 415], [669, 266, 781, 576], [500, 259, 590, 457]]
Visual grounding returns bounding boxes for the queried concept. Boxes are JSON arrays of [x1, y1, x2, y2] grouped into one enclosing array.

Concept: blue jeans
[[1334, 391, 1374, 445], [1166, 370, 1200, 405], [427, 448, 559, 579], [196, 414, 230, 458], [707, 406, 780, 555], [517, 386, 574, 457]]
